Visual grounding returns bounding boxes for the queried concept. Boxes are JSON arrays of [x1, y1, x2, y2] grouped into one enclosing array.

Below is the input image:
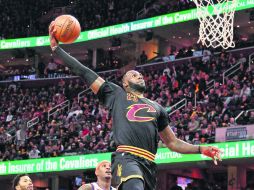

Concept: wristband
[[52, 46, 59, 52]]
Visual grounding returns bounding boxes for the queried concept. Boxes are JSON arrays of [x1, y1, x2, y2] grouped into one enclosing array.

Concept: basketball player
[[12, 174, 33, 190], [49, 22, 222, 190], [78, 160, 116, 190]]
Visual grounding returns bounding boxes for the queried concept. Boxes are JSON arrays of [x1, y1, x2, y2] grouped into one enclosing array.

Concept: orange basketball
[[54, 15, 81, 44]]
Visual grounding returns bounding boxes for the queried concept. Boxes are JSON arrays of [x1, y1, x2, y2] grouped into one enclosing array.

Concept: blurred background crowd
[[0, 49, 253, 162], [0, 0, 195, 39], [1, 0, 254, 189]]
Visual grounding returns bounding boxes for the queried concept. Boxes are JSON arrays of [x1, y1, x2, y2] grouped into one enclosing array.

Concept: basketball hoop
[[193, 0, 237, 49]]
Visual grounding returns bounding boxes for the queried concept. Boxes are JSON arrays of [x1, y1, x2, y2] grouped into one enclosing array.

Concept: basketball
[[54, 15, 81, 44]]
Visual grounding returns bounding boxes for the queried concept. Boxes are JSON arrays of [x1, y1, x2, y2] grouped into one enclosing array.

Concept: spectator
[[0, 127, 8, 153], [238, 53, 247, 64], [240, 83, 251, 97], [38, 61, 46, 78], [170, 176, 183, 190], [16, 123, 27, 146], [46, 59, 58, 78], [202, 49, 211, 63], [140, 50, 148, 64], [228, 117, 236, 127], [28, 145, 40, 159]]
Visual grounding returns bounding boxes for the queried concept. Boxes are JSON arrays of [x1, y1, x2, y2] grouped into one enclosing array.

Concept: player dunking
[[78, 160, 116, 190], [49, 22, 222, 190]]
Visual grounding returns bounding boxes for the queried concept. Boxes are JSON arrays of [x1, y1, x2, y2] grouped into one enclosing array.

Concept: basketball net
[[193, 0, 237, 49]]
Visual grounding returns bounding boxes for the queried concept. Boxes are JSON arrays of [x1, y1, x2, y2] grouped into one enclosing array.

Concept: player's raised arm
[[48, 21, 105, 94]]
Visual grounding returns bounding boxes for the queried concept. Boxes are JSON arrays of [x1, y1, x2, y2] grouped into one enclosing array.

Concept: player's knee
[[121, 178, 144, 190]]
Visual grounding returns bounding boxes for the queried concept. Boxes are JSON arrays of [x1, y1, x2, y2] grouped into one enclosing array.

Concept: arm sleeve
[[54, 46, 99, 86], [97, 82, 122, 109], [157, 105, 170, 132]]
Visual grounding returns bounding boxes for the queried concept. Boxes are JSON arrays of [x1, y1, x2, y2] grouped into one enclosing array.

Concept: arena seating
[[0, 48, 252, 161], [0, 0, 195, 39]]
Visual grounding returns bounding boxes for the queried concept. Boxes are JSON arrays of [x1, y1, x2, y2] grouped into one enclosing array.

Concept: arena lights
[[0, 0, 253, 50], [0, 140, 254, 175]]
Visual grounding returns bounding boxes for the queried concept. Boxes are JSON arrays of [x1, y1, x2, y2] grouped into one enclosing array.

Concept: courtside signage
[[0, 152, 111, 176], [0, 0, 253, 49], [155, 140, 254, 164], [0, 140, 254, 175]]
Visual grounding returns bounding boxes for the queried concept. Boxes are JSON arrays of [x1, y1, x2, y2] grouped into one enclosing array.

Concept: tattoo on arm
[[160, 126, 199, 154], [77, 184, 92, 190], [174, 138, 200, 154]]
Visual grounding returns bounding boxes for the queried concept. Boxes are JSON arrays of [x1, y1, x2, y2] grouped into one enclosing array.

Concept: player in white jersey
[[78, 160, 116, 190]]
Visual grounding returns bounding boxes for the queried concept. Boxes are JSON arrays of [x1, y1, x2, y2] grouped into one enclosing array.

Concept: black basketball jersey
[[97, 82, 169, 155]]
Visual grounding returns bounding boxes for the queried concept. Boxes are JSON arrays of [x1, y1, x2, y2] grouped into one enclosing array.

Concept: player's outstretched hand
[[200, 146, 222, 165], [48, 21, 59, 51]]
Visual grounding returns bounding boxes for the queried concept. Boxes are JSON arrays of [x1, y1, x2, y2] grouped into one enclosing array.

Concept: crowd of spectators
[[0, 0, 72, 39], [163, 52, 253, 145], [95, 49, 124, 72], [0, 78, 114, 161], [0, 49, 253, 161], [1, 65, 36, 79], [1, 48, 124, 81], [141, 0, 195, 20], [0, 0, 199, 39], [0, 0, 144, 39], [0, 79, 68, 160], [73, 0, 151, 32]]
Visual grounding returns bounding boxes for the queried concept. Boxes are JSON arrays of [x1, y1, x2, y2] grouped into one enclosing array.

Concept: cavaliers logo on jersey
[[126, 104, 156, 122]]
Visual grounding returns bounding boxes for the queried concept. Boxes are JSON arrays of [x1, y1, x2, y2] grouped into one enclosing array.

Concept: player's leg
[[111, 152, 144, 188], [120, 178, 144, 190], [111, 152, 157, 190]]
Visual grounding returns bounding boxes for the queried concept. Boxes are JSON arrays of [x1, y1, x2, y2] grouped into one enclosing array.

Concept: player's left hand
[[48, 21, 59, 51], [200, 146, 222, 165]]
